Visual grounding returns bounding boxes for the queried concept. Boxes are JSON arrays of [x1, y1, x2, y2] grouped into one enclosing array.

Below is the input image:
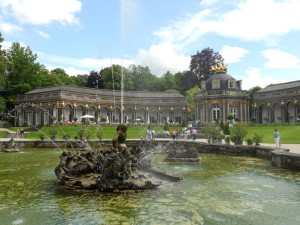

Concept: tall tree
[[0, 33, 9, 112], [101, 64, 133, 90], [161, 71, 176, 91], [247, 86, 262, 118], [5, 42, 42, 109], [185, 85, 201, 120], [189, 47, 224, 86], [127, 64, 157, 91], [50, 68, 76, 85], [86, 70, 104, 89]]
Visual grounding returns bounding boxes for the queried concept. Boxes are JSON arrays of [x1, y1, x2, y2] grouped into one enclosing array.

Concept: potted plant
[[230, 122, 248, 145], [202, 123, 222, 144], [253, 133, 264, 146], [39, 133, 45, 141], [49, 128, 58, 140], [246, 137, 253, 145], [225, 136, 231, 145]]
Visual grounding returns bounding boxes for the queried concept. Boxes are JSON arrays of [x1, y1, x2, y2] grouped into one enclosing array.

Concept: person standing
[[273, 128, 281, 148], [192, 128, 197, 141]]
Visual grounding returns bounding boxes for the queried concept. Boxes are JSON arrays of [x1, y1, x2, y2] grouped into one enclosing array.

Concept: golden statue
[[210, 60, 228, 73]]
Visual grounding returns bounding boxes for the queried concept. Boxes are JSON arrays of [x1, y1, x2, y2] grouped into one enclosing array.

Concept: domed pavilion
[[194, 62, 249, 123]]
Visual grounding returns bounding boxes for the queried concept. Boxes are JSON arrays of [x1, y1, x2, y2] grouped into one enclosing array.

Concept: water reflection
[[1, 149, 300, 225]]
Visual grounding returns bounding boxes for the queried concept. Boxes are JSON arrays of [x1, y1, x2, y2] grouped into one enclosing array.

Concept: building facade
[[252, 80, 300, 124], [14, 86, 189, 126], [194, 63, 249, 123]]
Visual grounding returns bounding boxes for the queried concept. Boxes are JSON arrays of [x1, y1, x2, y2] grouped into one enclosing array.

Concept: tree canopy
[[189, 47, 224, 87]]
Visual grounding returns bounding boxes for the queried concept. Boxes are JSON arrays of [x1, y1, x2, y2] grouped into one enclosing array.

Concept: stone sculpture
[[54, 124, 181, 192]]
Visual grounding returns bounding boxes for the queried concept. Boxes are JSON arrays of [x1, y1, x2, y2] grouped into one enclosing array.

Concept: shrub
[[49, 128, 58, 140], [223, 122, 230, 135], [225, 136, 231, 144], [202, 123, 223, 141], [246, 137, 253, 145], [230, 122, 248, 144], [253, 133, 264, 145]]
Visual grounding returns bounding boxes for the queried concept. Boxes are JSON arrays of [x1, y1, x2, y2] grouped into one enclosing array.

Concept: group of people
[[15, 129, 25, 139], [146, 128, 155, 141], [172, 128, 197, 141]]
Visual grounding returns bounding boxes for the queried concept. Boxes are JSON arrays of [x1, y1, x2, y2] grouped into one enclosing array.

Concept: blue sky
[[1, 0, 300, 90]]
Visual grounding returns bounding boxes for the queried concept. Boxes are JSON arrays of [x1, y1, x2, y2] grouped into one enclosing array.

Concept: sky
[[1, 0, 300, 90]]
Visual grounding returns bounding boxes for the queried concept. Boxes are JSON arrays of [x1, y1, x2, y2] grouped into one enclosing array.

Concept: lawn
[[3, 124, 300, 144], [245, 124, 300, 144], [22, 124, 182, 140]]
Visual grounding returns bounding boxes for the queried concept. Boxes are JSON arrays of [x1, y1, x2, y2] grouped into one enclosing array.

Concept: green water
[[1, 149, 300, 225]]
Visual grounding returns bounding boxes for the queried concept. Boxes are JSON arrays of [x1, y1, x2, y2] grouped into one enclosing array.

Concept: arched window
[[212, 105, 220, 121]]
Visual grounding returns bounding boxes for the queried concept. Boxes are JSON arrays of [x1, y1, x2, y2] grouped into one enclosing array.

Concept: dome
[[203, 72, 241, 91]]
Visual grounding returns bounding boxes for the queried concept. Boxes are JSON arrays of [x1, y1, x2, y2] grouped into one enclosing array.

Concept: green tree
[[0, 33, 10, 112], [50, 68, 76, 85], [101, 64, 133, 90], [189, 47, 224, 86], [247, 86, 262, 118], [161, 71, 176, 91], [5, 42, 43, 109], [185, 85, 201, 120], [86, 70, 104, 88], [174, 71, 186, 94], [127, 64, 157, 91]]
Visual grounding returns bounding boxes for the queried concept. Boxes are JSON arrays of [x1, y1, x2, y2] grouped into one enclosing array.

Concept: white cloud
[[0, 20, 22, 34], [136, 43, 190, 76], [261, 49, 300, 69], [153, 0, 300, 45], [37, 51, 135, 75], [34, 29, 50, 39], [200, 0, 219, 6], [141, 0, 300, 76], [1, 40, 12, 49], [215, 0, 300, 41], [242, 67, 288, 90], [220, 45, 248, 63], [0, 0, 82, 25]]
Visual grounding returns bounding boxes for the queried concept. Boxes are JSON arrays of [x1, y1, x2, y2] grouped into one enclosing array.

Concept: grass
[[19, 124, 182, 140], [2, 123, 300, 144], [245, 124, 300, 144]]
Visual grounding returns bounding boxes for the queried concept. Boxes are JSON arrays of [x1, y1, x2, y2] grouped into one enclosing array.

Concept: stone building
[[252, 80, 300, 124], [14, 85, 189, 126], [194, 62, 249, 123]]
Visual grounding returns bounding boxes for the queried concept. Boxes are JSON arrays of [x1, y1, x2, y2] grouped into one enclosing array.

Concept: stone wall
[[1, 139, 299, 171]]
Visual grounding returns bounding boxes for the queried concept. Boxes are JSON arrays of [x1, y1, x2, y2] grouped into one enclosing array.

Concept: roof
[[257, 80, 300, 93], [24, 85, 185, 98], [205, 73, 240, 91]]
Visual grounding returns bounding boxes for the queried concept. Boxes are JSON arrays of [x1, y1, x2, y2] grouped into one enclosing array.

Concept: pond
[[1, 148, 300, 225]]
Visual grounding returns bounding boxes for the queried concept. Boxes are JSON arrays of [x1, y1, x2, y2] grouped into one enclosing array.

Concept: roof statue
[[210, 60, 228, 74]]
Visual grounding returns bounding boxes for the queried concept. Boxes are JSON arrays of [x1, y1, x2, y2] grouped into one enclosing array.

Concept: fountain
[[164, 142, 200, 162], [54, 124, 182, 192]]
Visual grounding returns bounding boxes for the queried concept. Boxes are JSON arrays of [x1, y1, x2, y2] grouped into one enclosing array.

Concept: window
[[212, 105, 220, 121], [212, 80, 220, 89], [228, 79, 235, 88], [230, 107, 237, 118], [200, 108, 204, 121]]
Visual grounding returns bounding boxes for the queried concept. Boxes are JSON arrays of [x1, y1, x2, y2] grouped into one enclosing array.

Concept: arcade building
[[13, 85, 189, 127], [252, 80, 300, 124]]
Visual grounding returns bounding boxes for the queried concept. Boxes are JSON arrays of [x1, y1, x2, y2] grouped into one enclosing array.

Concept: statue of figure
[[112, 124, 127, 151]]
